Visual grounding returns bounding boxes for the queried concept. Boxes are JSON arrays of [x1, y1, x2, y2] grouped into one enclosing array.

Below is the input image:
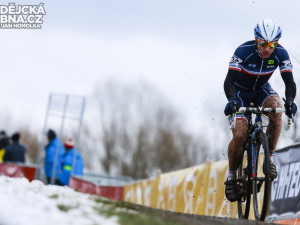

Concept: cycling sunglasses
[[258, 39, 278, 48]]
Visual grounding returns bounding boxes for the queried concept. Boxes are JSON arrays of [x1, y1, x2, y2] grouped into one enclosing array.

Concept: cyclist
[[223, 18, 297, 202]]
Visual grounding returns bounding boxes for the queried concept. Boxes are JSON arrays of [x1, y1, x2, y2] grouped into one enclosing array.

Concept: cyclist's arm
[[224, 69, 239, 100], [281, 71, 296, 99]]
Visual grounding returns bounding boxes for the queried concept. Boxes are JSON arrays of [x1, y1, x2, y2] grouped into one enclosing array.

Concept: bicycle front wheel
[[237, 149, 252, 219], [237, 138, 252, 219], [253, 131, 271, 221]]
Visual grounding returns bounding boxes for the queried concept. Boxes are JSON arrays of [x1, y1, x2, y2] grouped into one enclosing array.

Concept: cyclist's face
[[256, 38, 276, 59]]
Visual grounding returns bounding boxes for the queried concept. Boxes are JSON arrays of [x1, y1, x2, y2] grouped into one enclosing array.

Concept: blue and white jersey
[[229, 40, 293, 91]]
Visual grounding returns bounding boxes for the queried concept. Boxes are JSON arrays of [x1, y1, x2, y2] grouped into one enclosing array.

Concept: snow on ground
[[0, 176, 120, 225]]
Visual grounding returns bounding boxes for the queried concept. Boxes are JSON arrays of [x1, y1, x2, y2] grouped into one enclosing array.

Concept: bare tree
[[18, 127, 39, 163], [80, 80, 209, 179]]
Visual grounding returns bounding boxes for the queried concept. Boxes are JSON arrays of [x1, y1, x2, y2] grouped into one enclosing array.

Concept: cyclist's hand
[[284, 97, 297, 118], [224, 98, 240, 116]]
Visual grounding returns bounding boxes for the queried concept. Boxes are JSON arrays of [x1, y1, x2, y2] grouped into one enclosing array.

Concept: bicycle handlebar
[[229, 107, 293, 130], [238, 107, 286, 113]]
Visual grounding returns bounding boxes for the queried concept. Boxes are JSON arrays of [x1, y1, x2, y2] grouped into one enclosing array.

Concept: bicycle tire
[[237, 139, 252, 219], [253, 131, 271, 221]]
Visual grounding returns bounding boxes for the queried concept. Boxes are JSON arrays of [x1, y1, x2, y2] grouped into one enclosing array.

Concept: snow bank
[[0, 176, 120, 225]]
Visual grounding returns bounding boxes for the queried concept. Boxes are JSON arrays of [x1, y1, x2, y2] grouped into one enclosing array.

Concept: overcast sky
[[1, 0, 300, 151]]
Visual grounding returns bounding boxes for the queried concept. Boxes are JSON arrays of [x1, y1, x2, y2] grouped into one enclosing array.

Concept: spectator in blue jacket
[[44, 129, 64, 184], [59, 138, 84, 186]]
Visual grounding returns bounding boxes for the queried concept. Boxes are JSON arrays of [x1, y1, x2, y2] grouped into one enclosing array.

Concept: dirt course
[[123, 202, 276, 225], [151, 209, 274, 225]]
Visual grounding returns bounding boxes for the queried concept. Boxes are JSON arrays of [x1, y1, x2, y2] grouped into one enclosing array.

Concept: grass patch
[[93, 197, 185, 225], [49, 194, 59, 199], [94, 197, 140, 211], [57, 204, 73, 212]]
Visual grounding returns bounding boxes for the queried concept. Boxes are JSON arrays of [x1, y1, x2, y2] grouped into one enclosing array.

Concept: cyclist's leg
[[227, 89, 249, 175], [258, 84, 282, 153], [262, 95, 282, 152], [228, 119, 248, 173], [225, 89, 250, 202], [257, 84, 281, 179], [225, 118, 248, 202]]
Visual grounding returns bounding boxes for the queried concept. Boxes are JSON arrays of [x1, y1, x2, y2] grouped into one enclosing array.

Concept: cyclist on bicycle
[[223, 18, 297, 202]]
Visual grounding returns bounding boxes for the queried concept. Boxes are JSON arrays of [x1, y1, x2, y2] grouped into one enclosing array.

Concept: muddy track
[[147, 208, 274, 225], [122, 202, 275, 225]]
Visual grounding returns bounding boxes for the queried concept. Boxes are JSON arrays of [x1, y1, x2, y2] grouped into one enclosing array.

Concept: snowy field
[[0, 176, 120, 225]]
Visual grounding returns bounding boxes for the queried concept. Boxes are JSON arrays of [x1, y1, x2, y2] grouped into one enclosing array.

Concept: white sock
[[227, 169, 237, 180], [269, 152, 275, 162]]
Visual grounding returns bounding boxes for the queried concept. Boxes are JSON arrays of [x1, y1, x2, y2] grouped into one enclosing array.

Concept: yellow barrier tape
[[123, 159, 264, 220]]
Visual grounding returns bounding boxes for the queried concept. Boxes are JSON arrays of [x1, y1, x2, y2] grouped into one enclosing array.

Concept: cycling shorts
[[235, 83, 279, 121]]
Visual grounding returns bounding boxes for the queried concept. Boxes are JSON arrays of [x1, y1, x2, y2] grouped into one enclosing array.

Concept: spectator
[[59, 138, 84, 186], [3, 133, 26, 163], [44, 129, 64, 185], [0, 130, 9, 162]]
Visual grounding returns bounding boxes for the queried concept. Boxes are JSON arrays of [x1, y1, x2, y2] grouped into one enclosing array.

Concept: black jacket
[[3, 142, 26, 163], [0, 137, 9, 149]]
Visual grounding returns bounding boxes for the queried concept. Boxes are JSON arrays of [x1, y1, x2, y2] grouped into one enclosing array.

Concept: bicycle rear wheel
[[253, 131, 271, 221], [237, 139, 252, 219]]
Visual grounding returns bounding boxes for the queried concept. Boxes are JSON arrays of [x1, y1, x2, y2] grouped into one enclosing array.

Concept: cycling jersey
[[229, 40, 293, 91]]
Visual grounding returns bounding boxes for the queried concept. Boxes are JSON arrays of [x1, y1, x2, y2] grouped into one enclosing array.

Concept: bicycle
[[229, 105, 292, 221]]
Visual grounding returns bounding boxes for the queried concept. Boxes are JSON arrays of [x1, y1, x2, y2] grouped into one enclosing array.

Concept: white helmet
[[254, 19, 282, 42]]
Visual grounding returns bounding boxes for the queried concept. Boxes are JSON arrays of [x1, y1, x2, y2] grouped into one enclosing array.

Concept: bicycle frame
[[250, 115, 263, 178]]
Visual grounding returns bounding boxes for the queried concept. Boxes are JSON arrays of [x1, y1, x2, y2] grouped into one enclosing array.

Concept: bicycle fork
[[251, 116, 263, 178], [251, 129, 264, 193]]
